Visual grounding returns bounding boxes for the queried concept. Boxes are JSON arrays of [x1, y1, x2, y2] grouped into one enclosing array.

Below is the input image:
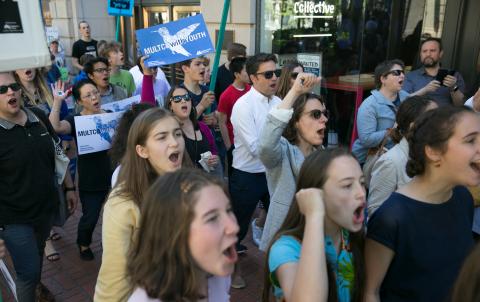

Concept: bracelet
[[64, 187, 75, 192]]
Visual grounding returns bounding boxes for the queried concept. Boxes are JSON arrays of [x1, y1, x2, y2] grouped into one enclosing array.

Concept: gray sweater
[[258, 107, 306, 251]]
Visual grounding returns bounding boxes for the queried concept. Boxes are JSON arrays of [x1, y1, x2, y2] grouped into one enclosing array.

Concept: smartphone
[[435, 69, 456, 86]]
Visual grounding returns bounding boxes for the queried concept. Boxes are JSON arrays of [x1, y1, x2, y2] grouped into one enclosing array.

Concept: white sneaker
[[251, 218, 263, 247]]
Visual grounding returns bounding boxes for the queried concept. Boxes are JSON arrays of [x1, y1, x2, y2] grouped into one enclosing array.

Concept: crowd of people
[[2, 19, 480, 302]]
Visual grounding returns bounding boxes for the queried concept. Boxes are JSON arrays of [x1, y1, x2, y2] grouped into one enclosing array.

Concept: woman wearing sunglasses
[[258, 72, 328, 251], [276, 61, 304, 100], [165, 86, 220, 174], [352, 59, 409, 165]]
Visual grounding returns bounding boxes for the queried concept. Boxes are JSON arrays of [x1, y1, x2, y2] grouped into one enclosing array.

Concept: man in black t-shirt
[[214, 43, 247, 101], [72, 21, 98, 71]]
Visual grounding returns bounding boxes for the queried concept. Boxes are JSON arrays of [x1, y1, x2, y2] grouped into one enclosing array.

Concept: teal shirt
[[268, 234, 354, 301]]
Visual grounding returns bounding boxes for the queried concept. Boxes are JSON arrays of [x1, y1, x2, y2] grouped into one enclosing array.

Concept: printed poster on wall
[[74, 112, 123, 155], [297, 53, 322, 77], [136, 14, 215, 67]]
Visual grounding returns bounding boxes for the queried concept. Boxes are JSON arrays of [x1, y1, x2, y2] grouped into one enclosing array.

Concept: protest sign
[[136, 14, 215, 67], [74, 112, 123, 155], [107, 0, 134, 16], [0, 0, 51, 71], [101, 95, 140, 112]]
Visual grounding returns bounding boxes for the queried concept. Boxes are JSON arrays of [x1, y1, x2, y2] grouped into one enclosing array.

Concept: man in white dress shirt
[[230, 53, 281, 254]]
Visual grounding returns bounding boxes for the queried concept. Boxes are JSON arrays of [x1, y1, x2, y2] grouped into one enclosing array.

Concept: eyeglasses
[[256, 69, 281, 79], [291, 72, 299, 80], [93, 67, 111, 74], [81, 90, 100, 100], [170, 94, 191, 103], [385, 69, 404, 77], [0, 83, 21, 94], [304, 109, 329, 120]]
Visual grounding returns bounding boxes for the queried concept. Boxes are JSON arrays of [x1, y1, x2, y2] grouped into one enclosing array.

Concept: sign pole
[[206, 0, 231, 114], [115, 16, 120, 41]]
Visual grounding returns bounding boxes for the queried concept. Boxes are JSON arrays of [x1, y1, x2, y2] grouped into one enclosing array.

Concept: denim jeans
[[229, 168, 270, 243], [77, 190, 108, 247], [0, 215, 53, 302]]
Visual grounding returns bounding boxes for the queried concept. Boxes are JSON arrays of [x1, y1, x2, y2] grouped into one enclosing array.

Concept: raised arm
[[139, 56, 156, 105], [49, 81, 72, 135], [275, 188, 328, 302], [259, 73, 321, 168]]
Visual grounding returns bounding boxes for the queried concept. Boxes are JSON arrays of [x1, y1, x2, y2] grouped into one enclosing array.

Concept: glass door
[[172, 5, 201, 21], [143, 6, 170, 28]]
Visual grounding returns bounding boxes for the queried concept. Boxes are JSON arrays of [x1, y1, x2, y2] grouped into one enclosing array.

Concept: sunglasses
[[0, 83, 21, 94], [304, 109, 329, 120], [385, 69, 404, 77], [291, 72, 299, 80], [170, 94, 191, 103], [256, 69, 281, 79]]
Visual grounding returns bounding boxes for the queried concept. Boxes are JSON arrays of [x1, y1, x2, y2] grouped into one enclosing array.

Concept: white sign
[[0, 0, 51, 71], [74, 112, 123, 155], [0, 259, 17, 301], [297, 53, 322, 77], [101, 95, 141, 112], [45, 26, 59, 44]]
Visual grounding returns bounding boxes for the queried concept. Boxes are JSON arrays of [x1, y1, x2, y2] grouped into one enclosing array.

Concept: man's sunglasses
[[0, 83, 21, 94], [256, 69, 281, 79], [170, 94, 191, 103], [305, 109, 329, 120], [385, 69, 404, 77]]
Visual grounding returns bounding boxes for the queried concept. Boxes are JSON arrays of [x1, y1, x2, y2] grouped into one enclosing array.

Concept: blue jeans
[[0, 215, 53, 302], [77, 190, 108, 247]]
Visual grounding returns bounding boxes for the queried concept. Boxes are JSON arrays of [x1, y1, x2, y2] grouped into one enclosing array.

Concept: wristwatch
[[451, 85, 459, 92], [64, 187, 76, 192]]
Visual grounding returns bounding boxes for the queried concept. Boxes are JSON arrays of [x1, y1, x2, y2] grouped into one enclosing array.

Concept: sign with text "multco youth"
[[74, 112, 123, 155], [136, 14, 215, 67]]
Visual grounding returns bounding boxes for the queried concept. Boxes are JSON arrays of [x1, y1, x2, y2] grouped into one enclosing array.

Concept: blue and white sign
[[107, 0, 134, 17], [101, 95, 141, 112], [136, 14, 215, 67], [74, 112, 123, 155]]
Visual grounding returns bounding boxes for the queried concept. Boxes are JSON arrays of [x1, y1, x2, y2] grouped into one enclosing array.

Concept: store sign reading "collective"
[[293, 1, 335, 15]]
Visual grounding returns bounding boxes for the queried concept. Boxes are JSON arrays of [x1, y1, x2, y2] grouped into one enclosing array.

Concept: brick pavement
[[0, 206, 266, 302]]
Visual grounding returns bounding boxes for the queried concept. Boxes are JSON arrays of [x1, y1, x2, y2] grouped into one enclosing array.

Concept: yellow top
[[94, 186, 140, 302]]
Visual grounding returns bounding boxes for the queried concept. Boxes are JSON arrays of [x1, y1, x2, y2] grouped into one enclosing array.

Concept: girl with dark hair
[[352, 59, 409, 164], [259, 73, 327, 251], [367, 95, 437, 216], [165, 86, 220, 174], [49, 79, 113, 261], [263, 148, 366, 302], [95, 108, 188, 302], [276, 61, 304, 99], [365, 106, 480, 301], [127, 168, 239, 301]]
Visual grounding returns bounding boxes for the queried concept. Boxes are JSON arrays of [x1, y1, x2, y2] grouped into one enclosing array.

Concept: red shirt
[[218, 83, 251, 144]]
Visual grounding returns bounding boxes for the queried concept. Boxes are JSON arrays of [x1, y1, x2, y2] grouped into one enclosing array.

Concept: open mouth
[[353, 203, 365, 225], [169, 151, 180, 163], [470, 161, 480, 175], [317, 128, 325, 136], [399, 79, 404, 85], [222, 243, 238, 263], [8, 98, 17, 106], [181, 105, 188, 112], [25, 70, 32, 76]]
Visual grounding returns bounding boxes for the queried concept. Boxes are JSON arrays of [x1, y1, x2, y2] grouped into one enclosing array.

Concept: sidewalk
[[1, 206, 265, 302]]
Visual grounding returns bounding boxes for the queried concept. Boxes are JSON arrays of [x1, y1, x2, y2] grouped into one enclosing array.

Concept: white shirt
[[231, 87, 281, 173], [129, 65, 170, 102]]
